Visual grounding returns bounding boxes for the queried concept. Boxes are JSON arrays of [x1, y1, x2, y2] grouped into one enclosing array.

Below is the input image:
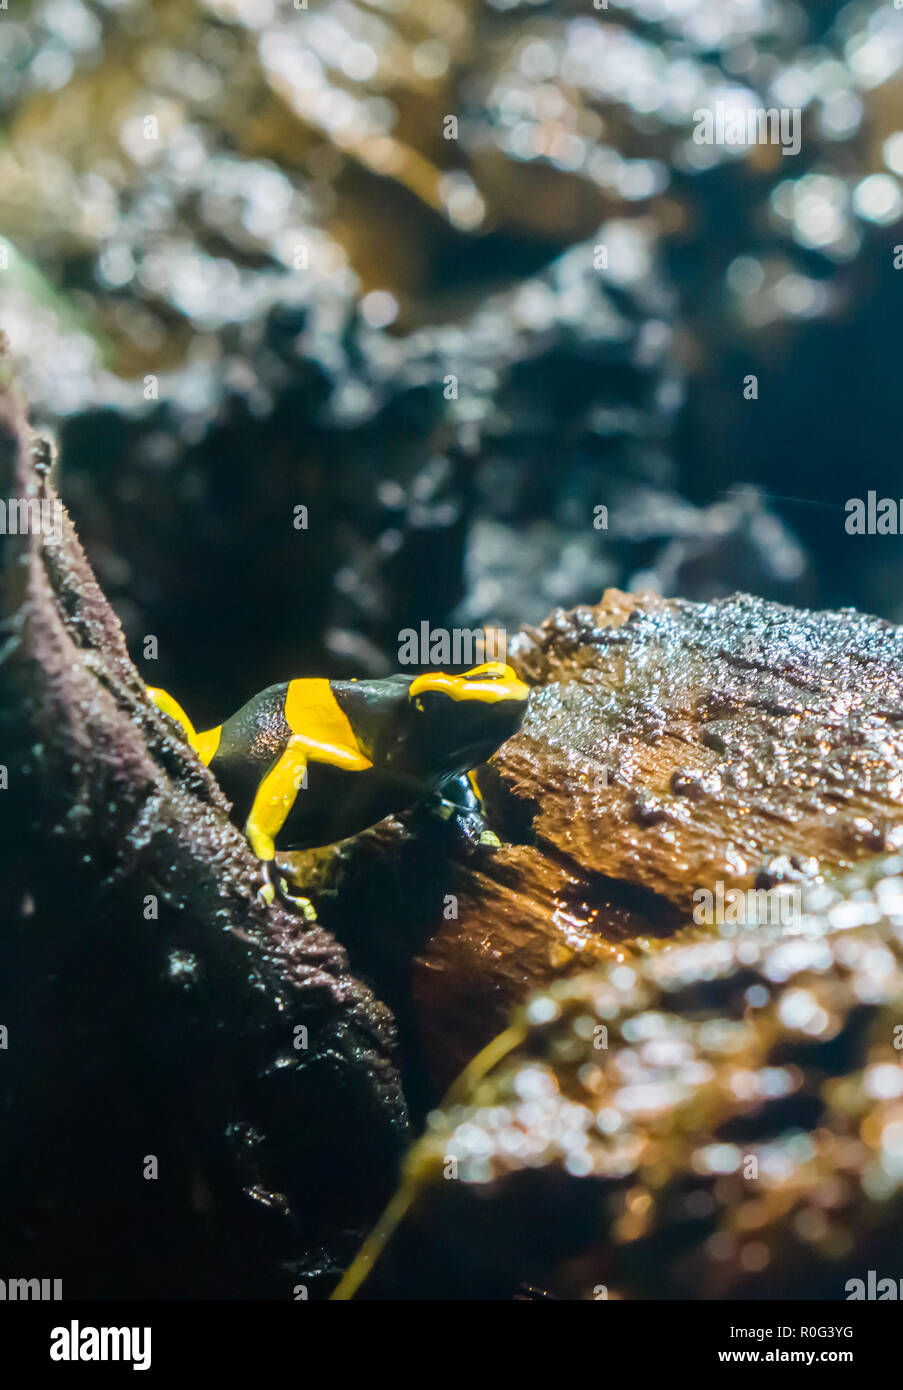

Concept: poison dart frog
[[146, 663, 529, 915]]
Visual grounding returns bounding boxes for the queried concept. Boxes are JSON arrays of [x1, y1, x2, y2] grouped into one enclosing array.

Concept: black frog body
[[147, 664, 529, 871]]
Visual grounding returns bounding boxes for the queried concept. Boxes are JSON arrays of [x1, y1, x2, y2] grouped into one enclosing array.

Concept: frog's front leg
[[247, 732, 371, 917], [428, 771, 501, 849], [245, 735, 317, 918]]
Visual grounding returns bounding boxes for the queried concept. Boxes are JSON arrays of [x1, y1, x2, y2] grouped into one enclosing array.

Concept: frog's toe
[[478, 829, 501, 849], [280, 882, 317, 922], [258, 859, 279, 906], [258, 860, 316, 920], [274, 868, 317, 920]]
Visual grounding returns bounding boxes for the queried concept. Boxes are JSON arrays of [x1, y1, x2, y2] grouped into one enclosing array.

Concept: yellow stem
[[330, 1022, 527, 1300]]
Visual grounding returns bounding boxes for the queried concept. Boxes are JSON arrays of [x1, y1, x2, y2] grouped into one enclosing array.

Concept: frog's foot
[[460, 816, 502, 854], [423, 796, 501, 855], [257, 860, 317, 921], [425, 771, 502, 851]]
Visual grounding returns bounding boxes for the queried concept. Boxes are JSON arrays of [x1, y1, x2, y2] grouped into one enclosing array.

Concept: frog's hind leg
[[146, 686, 221, 766]]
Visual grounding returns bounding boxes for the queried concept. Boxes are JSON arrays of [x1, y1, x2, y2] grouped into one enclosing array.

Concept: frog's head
[[400, 662, 529, 776]]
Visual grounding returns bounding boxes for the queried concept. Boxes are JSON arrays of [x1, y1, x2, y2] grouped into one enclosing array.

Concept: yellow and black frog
[[147, 662, 529, 914]]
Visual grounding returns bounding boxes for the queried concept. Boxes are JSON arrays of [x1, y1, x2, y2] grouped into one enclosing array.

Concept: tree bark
[[0, 356, 407, 1298]]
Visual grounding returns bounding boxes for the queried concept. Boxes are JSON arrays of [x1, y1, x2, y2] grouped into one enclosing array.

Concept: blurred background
[[1, 0, 902, 723]]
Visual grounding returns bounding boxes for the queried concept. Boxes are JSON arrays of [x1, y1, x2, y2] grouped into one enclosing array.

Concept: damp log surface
[[319, 589, 903, 1089], [390, 855, 903, 1300]]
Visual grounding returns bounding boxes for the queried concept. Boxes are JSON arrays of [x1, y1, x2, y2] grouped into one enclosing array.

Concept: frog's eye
[[408, 664, 528, 704], [464, 662, 508, 680]]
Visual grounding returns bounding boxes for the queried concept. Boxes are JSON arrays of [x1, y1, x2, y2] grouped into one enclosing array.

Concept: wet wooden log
[[314, 589, 903, 1090], [361, 855, 903, 1301]]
